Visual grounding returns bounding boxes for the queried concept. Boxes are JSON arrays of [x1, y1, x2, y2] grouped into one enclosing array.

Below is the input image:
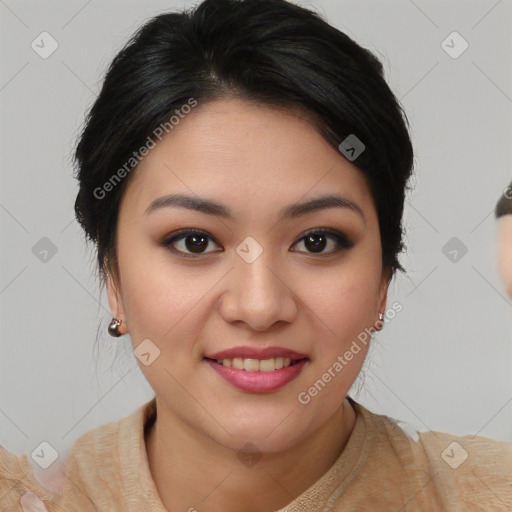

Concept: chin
[[214, 428, 306, 456]]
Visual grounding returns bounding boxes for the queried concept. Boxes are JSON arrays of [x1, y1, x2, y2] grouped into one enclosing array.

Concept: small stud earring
[[108, 318, 123, 337], [376, 312, 384, 331]]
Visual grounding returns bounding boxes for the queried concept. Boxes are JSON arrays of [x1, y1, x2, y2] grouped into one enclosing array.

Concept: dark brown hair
[[73, 0, 414, 294]]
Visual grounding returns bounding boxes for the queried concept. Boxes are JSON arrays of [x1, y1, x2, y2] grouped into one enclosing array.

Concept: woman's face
[[107, 98, 389, 452]]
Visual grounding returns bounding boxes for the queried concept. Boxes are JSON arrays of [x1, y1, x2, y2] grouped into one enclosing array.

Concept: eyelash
[[160, 228, 354, 259]]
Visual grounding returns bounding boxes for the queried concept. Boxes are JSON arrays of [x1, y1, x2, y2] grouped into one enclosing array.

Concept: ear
[[105, 272, 128, 335]]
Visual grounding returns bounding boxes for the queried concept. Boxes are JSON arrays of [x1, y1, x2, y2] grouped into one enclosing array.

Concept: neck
[[145, 398, 356, 512]]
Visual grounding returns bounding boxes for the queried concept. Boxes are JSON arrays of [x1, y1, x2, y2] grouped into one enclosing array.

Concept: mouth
[[202, 355, 310, 393], [203, 356, 309, 372]]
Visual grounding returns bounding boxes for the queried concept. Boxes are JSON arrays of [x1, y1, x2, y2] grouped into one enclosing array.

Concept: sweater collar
[[120, 396, 369, 511]]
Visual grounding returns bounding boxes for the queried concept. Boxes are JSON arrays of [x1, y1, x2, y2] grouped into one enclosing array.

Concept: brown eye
[[162, 229, 221, 257], [291, 229, 353, 255], [161, 227, 353, 259]]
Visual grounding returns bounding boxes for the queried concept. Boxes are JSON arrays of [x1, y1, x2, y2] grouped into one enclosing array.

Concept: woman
[[1, 0, 511, 510]]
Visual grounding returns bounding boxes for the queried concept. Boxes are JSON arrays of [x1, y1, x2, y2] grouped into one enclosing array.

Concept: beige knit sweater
[[1, 397, 511, 511]]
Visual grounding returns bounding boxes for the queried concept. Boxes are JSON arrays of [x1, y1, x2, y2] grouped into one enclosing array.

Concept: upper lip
[[204, 346, 309, 361]]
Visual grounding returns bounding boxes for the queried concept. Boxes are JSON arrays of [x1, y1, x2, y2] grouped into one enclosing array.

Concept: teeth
[[244, 358, 260, 371], [232, 358, 244, 370], [259, 358, 275, 372], [214, 357, 297, 371]]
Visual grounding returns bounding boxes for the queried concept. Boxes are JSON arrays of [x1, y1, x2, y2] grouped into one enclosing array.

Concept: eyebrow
[[144, 193, 365, 223]]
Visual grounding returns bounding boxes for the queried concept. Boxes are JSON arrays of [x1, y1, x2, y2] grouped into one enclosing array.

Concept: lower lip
[[204, 358, 308, 393]]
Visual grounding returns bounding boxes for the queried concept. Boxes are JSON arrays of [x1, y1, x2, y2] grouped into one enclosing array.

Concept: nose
[[218, 246, 298, 331]]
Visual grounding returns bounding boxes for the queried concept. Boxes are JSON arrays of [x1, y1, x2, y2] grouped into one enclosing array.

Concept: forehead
[[120, 98, 374, 220]]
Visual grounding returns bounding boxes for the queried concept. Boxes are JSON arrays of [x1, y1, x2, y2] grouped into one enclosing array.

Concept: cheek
[[116, 237, 208, 345], [305, 256, 381, 330], [310, 280, 375, 365], [296, 278, 377, 412], [297, 251, 381, 381]]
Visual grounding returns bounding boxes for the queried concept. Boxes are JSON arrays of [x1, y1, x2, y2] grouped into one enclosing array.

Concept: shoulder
[[55, 412, 128, 501], [0, 412, 130, 511], [416, 428, 512, 505], [0, 443, 27, 507], [365, 407, 512, 509], [66, 412, 124, 460], [0, 444, 68, 511]]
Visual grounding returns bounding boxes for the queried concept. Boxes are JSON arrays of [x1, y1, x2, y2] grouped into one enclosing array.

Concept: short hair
[[495, 184, 512, 218], [73, 0, 414, 292]]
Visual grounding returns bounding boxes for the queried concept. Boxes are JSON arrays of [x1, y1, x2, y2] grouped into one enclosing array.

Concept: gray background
[[1, 0, 511, 463]]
